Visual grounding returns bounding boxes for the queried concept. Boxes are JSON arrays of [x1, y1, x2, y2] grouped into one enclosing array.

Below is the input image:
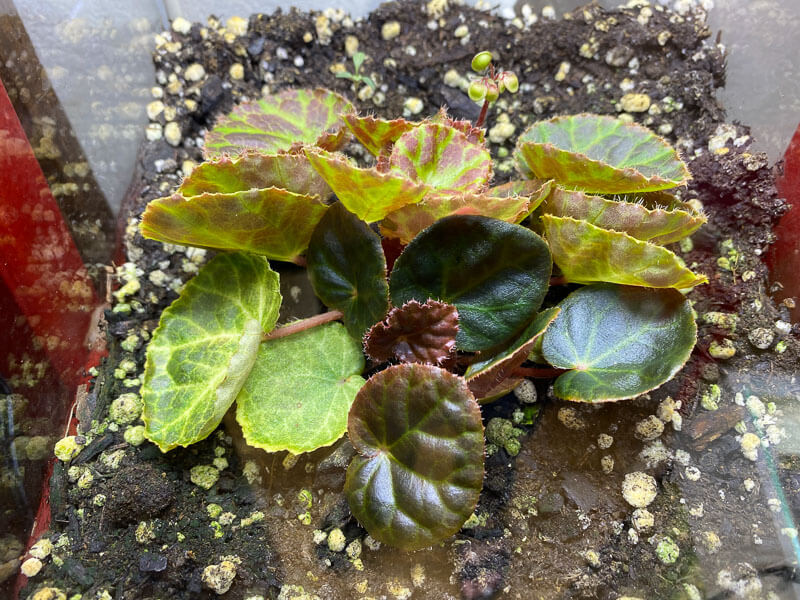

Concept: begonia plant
[[138, 52, 705, 550]]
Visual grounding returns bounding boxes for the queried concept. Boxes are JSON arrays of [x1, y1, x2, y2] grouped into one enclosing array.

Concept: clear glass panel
[[1, 1, 799, 599]]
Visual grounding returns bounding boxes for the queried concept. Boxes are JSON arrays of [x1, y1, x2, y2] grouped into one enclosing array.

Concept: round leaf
[[140, 188, 328, 263], [514, 114, 690, 193], [236, 322, 365, 454], [307, 203, 389, 339], [541, 187, 706, 245], [541, 215, 708, 289], [390, 123, 492, 193], [541, 284, 697, 402], [465, 307, 560, 398], [345, 364, 484, 550], [204, 88, 352, 158], [305, 148, 430, 223], [390, 215, 552, 352], [142, 253, 281, 452]]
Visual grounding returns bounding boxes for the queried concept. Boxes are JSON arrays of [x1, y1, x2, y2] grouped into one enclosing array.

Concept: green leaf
[[379, 190, 531, 245], [142, 253, 281, 452], [541, 284, 697, 402], [465, 307, 560, 398], [541, 215, 708, 289], [364, 299, 458, 364], [306, 203, 389, 339], [345, 364, 484, 550], [514, 114, 690, 193], [140, 188, 328, 263], [352, 51, 366, 72], [236, 322, 365, 453], [390, 123, 492, 193], [390, 215, 552, 352], [204, 88, 353, 158], [304, 148, 430, 222], [178, 152, 332, 200], [343, 114, 414, 156], [540, 187, 706, 245]]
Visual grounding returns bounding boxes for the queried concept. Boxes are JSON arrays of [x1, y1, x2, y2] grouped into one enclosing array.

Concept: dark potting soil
[[21, 2, 799, 599]]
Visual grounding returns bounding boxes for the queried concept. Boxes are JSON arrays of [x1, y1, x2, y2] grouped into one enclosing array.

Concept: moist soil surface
[[20, 2, 800, 599]]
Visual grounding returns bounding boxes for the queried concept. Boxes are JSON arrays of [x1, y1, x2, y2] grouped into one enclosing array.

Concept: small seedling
[[335, 51, 377, 92], [137, 51, 705, 550]]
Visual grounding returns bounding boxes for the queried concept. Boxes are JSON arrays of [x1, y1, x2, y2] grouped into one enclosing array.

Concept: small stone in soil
[[747, 327, 774, 349], [139, 552, 168, 572], [622, 472, 658, 508], [709, 338, 736, 359], [21, 557, 42, 577], [538, 491, 565, 514]]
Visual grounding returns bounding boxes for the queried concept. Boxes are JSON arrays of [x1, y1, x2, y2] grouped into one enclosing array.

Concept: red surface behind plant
[[0, 78, 105, 598], [767, 122, 800, 321], [0, 79, 100, 387]]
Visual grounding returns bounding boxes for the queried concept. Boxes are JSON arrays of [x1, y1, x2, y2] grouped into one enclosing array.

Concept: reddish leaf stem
[[262, 310, 344, 341], [549, 276, 568, 286], [511, 366, 566, 378], [475, 100, 489, 128], [474, 64, 497, 128]]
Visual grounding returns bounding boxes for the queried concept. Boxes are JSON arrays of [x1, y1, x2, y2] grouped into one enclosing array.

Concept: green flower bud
[[471, 51, 493, 73], [485, 82, 499, 103], [468, 80, 487, 102], [503, 72, 519, 93]]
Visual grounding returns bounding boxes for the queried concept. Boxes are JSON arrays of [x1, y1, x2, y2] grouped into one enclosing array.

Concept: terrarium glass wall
[[1, 0, 800, 598]]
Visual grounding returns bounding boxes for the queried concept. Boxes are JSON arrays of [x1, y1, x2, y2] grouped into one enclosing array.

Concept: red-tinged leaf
[[541, 187, 706, 245], [428, 108, 486, 145], [343, 114, 414, 156], [304, 148, 430, 223], [465, 308, 560, 398], [379, 191, 531, 244], [489, 178, 555, 221], [390, 123, 492, 193], [140, 188, 328, 263], [541, 215, 708, 289], [204, 88, 353, 158], [315, 126, 351, 152], [489, 178, 551, 198], [364, 299, 458, 364], [178, 151, 332, 200], [613, 190, 687, 210]]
